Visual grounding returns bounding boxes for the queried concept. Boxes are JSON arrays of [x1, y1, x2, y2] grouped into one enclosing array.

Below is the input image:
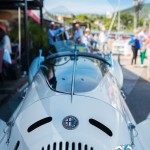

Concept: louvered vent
[[41, 142, 94, 150]]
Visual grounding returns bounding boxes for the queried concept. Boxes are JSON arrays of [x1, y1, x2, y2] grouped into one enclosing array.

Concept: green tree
[[27, 21, 49, 58], [76, 14, 89, 21]]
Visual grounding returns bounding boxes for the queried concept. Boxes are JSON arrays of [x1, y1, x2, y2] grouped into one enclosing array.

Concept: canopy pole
[[107, 0, 121, 38], [40, 5, 43, 48], [118, 0, 121, 33], [40, 5, 43, 28], [24, 0, 29, 72], [18, 7, 21, 64]]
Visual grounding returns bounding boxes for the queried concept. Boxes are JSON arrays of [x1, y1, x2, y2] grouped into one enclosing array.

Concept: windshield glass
[[43, 0, 143, 55], [53, 40, 90, 53], [41, 55, 109, 93], [44, 0, 137, 34]]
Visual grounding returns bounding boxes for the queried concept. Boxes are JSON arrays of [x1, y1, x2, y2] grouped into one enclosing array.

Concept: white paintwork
[[112, 59, 123, 89], [0, 119, 6, 140], [29, 54, 45, 83], [16, 95, 131, 149], [0, 119, 6, 132], [146, 113, 150, 119], [137, 119, 150, 150]]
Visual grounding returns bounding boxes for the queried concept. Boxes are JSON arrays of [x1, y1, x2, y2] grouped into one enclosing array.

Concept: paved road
[[118, 54, 150, 124]]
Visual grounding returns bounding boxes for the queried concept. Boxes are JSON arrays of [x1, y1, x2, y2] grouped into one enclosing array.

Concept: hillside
[[122, 3, 150, 18]]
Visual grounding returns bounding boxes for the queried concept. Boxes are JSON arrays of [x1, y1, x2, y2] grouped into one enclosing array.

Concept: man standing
[[82, 28, 94, 52], [129, 34, 140, 66], [48, 22, 64, 52], [48, 22, 59, 45], [73, 23, 83, 44]]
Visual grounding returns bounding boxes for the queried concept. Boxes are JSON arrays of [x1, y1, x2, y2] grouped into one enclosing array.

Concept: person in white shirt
[[48, 22, 65, 53], [0, 28, 12, 54], [99, 31, 106, 43], [48, 22, 63, 46], [82, 28, 94, 52], [99, 27, 107, 51], [0, 28, 12, 64], [73, 23, 83, 44]]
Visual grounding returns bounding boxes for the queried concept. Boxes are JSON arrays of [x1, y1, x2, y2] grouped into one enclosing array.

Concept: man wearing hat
[[48, 22, 57, 45], [82, 28, 94, 52], [48, 22, 64, 52]]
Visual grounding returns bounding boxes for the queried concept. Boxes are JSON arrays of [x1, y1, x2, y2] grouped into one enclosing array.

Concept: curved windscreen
[[54, 40, 89, 53], [41, 55, 109, 93]]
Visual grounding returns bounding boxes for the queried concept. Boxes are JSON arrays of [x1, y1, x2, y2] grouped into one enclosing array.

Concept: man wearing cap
[[48, 22, 64, 45], [84, 28, 94, 45], [48, 22, 56, 45], [82, 28, 95, 52]]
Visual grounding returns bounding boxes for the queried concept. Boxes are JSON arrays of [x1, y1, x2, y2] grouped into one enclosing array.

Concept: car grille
[[41, 142, 94, 150]]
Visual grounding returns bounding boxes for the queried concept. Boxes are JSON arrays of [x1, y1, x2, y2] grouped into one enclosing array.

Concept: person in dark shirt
[[129, 34, 140, 66]]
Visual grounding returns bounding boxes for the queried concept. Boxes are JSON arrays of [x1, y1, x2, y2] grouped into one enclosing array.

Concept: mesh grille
[[41, 142, 94, 150]]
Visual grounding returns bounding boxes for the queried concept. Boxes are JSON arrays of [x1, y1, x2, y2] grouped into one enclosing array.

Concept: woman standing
[[129, 34, 140, 66]]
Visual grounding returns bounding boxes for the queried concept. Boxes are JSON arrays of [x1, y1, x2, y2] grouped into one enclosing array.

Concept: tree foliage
[[27, 20, 49, 58], [65, 12, 145, 32]]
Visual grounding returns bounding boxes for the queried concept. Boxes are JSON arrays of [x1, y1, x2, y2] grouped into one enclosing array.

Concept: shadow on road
[[122, 66, 150, 124]]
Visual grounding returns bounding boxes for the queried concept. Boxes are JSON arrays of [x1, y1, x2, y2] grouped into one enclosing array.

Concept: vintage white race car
[[0, 41, 149, 150]]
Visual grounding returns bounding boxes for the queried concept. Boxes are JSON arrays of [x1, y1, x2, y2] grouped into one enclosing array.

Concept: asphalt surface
[[0, 55, 150, 124], [118, 54, 150, 124]]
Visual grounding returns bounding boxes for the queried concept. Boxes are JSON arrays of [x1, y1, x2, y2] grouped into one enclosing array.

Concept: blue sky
[[44, 0, 150, 14]]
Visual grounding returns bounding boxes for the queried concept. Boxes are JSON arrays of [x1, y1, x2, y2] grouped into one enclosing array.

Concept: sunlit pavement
[[114, 54, 150, 124]]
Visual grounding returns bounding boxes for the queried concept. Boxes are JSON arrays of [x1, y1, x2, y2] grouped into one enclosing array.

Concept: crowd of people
[[48, 22, 107, 53], [129, 28, 150, 79], [1, 20, 150, 80], [73, 23, 107, 52], [47, 22, 150, 80]]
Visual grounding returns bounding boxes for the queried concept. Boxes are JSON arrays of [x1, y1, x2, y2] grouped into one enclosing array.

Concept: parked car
[[0, 41, 150, 150]]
